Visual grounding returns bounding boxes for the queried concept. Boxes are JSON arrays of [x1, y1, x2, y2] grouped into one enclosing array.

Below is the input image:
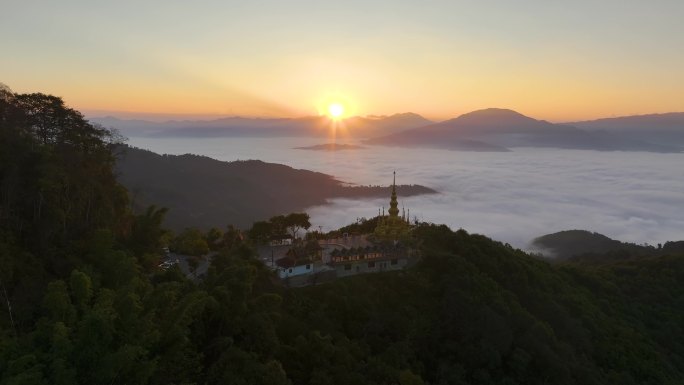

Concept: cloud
[[131, 137, 684, 250], [303, 146, 684, 250]]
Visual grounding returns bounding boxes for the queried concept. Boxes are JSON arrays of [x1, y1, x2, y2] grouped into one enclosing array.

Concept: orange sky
[[2, 1, 683, 122]]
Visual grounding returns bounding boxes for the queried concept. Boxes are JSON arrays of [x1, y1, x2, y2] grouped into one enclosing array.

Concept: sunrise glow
[[328, 103, 345, 119], [2, 1, 683, 121]]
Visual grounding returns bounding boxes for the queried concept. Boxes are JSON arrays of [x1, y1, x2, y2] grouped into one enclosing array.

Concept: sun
[[327, 103, 345, 119]]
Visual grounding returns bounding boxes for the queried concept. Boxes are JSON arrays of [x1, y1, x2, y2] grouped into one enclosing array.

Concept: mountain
[[92, 112, 433, 139], [569, 112, 684, 146], [342, 112, 434, 136], [531, 229, 684, 261], [115, 146, 436, 230], [366, 108, 681, 152], [531, 230, 655, 259]]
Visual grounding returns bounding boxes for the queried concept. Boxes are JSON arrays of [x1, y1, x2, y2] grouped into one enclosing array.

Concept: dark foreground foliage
[[1, 87, 683, 384]]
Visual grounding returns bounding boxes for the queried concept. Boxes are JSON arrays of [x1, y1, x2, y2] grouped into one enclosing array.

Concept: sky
[[2, 0, 683, 121]]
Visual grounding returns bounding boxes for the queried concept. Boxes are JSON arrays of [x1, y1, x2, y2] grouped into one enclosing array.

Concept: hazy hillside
[[531, 230, 655, 259], [92, 112, 432, 139], [569, 112, 684, 146], [532, 229, 684, 262], [115, 146, 436, 230], [367, 108, 681, 152]]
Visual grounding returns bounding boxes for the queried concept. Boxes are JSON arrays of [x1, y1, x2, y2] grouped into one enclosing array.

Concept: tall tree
[[0, 88, 129, 254], [248, 221, 274, 244], [284, 212, 311, 240]]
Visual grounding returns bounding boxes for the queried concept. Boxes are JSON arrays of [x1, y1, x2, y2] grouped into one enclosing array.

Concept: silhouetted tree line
[[248, 213, 311, 244], [1, 86, 684, 384]]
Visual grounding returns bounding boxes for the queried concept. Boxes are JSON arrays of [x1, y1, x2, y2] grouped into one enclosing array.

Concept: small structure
[[275, 255, 314, 279], [274, 241, 321, 279], [269, 236, 293, 246]]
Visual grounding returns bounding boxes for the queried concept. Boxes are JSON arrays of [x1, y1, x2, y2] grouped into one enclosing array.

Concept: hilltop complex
[[265, 172, 419, 286]]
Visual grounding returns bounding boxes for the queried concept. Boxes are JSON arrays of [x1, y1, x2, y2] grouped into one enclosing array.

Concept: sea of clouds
[[130, 137, 684, 250]]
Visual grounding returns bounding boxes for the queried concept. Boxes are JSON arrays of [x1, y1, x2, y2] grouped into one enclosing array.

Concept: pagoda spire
[[388, 171, 399, 218]]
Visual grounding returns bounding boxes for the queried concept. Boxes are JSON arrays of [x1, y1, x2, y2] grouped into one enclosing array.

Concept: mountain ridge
[[366, 108, 682, 152], [92, 112, 433, 139], [568, 112, 684, 146], [115, 146, 437, 230], [531, 229, 684, 261], [94, 108, 684, 152]]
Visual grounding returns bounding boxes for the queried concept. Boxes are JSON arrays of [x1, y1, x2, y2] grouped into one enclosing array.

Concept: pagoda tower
[[374, 171, 410, 241], [388, 171, 400, 218]]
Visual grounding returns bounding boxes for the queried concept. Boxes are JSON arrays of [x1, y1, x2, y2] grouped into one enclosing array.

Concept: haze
[[2, 0, 684, 121]]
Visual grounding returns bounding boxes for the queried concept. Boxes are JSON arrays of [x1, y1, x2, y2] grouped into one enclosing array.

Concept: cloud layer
[[132, 137, 684, 250]]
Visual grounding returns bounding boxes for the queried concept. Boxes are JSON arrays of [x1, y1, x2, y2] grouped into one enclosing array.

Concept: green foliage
[[5, 212, 684, 384], [327, 216, 380, 237], [221, 225, 244, 250], [248, 220, 274, 244], [0, 89, 128, 252], [128, 205, 169, 256], [205, 227, 223, 250], [172, 228, 209, 256], [283, 213, 311, 239], [248, 212, 311, 246]]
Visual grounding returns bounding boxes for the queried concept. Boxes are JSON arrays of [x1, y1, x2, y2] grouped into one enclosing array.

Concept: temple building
[[327, 171, 417, 277], [264, 171, 420, 285]]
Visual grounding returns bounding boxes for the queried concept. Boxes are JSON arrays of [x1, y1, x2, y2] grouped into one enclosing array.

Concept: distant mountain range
[[294, 143, 365, 151], [367, 108, 683, 152], [115, 146, 436, 230], [94, 108, 684, 153], [94, 113, 432, 139], [569, 112, 684, 147]]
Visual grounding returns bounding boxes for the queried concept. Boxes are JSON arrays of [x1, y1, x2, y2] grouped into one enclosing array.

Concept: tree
[[269, 215, 288, 238], [42, 280, 75, 325], [68, 270, 92, 311], [205, 227, 224, 250], [284, 212, 311, 240], [128, 205, 169, 256], [0, 83, 12, 101], [172, 228, 209, 256], [222, 225, 243, 250], [0, 89, 129, 253], [248, 221, 273, 244]]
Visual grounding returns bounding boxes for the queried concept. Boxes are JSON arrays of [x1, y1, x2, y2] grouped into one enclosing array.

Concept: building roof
[[275, 255, 312, 268]]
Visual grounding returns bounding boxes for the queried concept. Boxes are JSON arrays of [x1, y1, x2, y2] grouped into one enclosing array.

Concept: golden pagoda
[[374, 171, 411, 241]]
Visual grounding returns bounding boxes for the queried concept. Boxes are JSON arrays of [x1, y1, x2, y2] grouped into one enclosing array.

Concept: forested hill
[[116, 146, 436, 230], [3, 86, 684, 384], [532, 229, 684, 262]]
